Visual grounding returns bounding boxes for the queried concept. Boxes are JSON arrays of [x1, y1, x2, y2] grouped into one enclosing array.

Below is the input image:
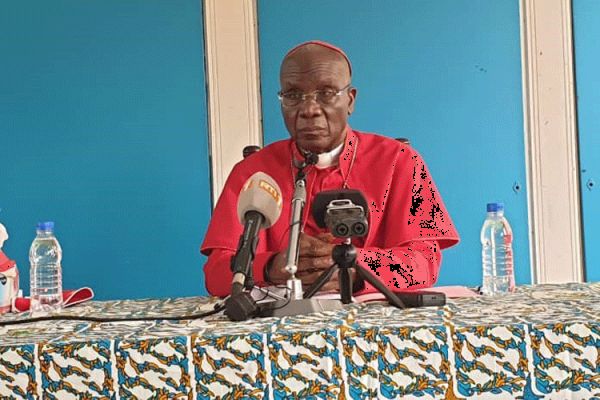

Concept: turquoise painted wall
[[257, 0, 530, 288], [573, 0, 600, 281], [0, 1, 211, 299]]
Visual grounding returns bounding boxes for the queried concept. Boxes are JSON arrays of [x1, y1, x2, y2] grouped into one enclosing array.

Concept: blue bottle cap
[[486, 203, 504, 212], [36, 221, 55, 232]]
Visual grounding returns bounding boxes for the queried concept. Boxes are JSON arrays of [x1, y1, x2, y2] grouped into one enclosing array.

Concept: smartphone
[[392, 290, 446, 308]]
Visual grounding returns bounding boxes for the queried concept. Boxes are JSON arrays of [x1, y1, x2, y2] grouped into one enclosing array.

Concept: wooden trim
[[203, 0, 262, 205], [520, 0, 583, 282]]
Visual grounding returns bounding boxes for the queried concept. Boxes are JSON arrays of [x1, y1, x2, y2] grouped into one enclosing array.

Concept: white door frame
[[203, 0, 262, 204], [519, 0, 583, 283]]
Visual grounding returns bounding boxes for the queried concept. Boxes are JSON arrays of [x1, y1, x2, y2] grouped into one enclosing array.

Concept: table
[[1, 283, 599, 399]]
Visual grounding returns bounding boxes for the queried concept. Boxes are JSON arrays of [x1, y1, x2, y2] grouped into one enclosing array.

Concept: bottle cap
[[36, 221, 55, 232], [486, 203, 504, 212]]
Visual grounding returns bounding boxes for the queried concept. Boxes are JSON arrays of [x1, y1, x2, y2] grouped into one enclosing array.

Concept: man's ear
[[347, 87, 357, 115]]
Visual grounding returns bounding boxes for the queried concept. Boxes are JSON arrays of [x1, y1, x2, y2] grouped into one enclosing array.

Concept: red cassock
[[201, 128, 460, 297]]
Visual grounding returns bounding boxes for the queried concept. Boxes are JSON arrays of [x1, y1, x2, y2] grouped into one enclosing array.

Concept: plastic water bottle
[[29, 221, 63, 312], [481, 203, 515, 295]]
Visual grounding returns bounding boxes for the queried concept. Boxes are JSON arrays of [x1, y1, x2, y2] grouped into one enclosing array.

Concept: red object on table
[[12, 287, 94, 313]]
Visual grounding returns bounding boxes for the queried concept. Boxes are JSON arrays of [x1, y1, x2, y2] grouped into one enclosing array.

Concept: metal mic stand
[[284, 165, 308, 300], [303, 239, 406, 309]]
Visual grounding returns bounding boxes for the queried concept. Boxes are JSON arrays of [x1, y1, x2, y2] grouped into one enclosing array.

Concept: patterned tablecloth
[[0, 283, 599, 399]]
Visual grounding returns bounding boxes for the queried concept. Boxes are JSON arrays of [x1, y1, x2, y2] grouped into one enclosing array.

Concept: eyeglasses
[[277, 84, 352, 107]]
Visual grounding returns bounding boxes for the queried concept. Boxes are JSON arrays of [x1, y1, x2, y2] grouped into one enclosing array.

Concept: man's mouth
[[297, 127, 326, 136]]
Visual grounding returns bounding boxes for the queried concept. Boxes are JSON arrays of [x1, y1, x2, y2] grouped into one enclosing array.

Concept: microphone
[[293, 150, 318, 170], [230, 172, 282, 294], [311, 189, 369, 230], [226, 172, 282, 321]]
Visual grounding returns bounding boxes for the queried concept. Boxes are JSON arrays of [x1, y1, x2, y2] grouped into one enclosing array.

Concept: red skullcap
[[285, 40, 352, 76]]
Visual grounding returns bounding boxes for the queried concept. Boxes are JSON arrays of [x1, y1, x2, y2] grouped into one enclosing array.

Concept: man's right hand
[[267, 232, 338, 290]]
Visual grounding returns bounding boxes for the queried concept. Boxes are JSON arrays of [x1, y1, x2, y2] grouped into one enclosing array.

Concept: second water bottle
[[481, 203, 515, 295]]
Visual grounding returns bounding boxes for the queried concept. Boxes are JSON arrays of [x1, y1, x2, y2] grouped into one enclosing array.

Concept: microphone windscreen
[[237, 172, 283, 228]]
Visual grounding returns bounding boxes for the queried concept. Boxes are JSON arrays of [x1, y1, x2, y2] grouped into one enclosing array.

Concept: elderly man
[[201, 41, 459, 297]]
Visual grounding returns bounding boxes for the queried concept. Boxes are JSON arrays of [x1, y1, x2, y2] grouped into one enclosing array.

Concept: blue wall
[[0, 1, 211, 299], [258, 0, 530, 287], [573, 0, 600, 281]]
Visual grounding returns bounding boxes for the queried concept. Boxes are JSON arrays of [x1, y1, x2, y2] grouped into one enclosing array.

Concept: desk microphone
[[226, 172, 282, 321]]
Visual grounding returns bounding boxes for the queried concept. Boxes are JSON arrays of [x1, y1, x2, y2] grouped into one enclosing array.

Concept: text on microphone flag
[[259, 179, 282, 208]]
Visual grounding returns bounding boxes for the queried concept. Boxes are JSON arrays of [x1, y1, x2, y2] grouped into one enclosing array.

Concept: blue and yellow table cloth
[[1, 283, 599, 399]]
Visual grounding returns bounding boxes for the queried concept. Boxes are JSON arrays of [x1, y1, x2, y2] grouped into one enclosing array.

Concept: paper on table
[[421, 285, 480, 298], [316, 285, 480, 303]]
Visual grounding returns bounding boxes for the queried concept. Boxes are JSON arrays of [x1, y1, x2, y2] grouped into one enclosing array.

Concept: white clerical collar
[[311, 141, 344, 169]]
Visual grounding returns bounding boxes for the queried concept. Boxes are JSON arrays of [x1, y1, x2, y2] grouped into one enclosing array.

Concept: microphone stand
[[284, 164, 309, 300], [303, 239, 406, 309]]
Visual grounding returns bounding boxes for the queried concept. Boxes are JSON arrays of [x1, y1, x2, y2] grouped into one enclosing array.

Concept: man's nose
[[298, 95, 322, 117]]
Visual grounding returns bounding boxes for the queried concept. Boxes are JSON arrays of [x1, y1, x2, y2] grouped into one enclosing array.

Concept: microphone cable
[[256, 285, 292, 311], [0, 302, 226, 327]]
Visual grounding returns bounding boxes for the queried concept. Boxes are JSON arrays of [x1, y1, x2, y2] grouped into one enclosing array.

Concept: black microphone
[[225, 172, 282, 321], [293, 150, 318, 170], [311, 189, 369, 229], [230, 211, 262, 295]]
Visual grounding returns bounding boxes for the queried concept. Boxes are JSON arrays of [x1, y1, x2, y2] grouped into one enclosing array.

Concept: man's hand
[[267, 232, 343, 291]]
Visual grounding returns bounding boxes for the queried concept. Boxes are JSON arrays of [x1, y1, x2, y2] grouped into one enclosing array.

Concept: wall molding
[[520, 0, 583, 283], [203, 0, 262, 204]]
